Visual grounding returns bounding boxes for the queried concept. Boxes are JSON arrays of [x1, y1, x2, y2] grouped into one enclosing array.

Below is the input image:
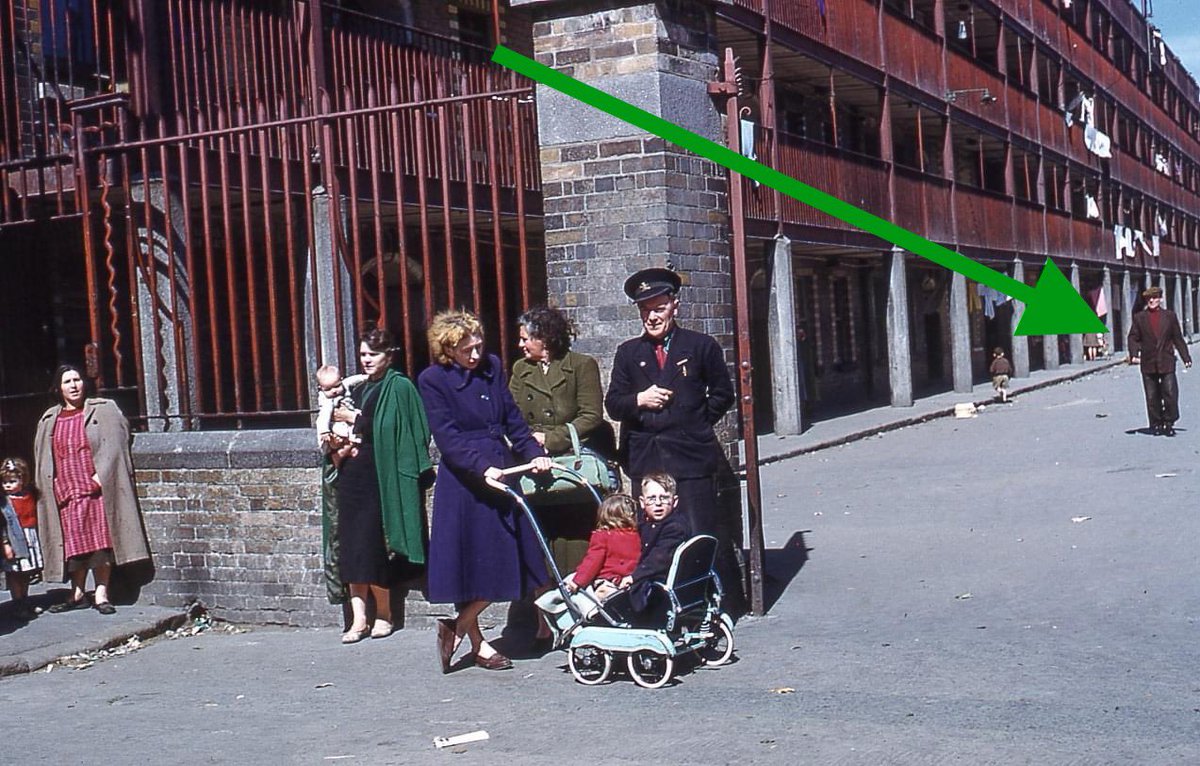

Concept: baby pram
[[489, 463, 736, 688]]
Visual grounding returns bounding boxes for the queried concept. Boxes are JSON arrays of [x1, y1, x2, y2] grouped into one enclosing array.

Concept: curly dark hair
[[517, 306, 575, 359]]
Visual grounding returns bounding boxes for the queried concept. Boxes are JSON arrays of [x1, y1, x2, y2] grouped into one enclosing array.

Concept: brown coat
[[1128, 309, 1192, 374], [509, 351, 605, 455], [34, 398, 151, 582]]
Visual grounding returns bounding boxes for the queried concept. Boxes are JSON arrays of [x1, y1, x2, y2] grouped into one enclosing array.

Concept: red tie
[[655, 344, 667, 369]]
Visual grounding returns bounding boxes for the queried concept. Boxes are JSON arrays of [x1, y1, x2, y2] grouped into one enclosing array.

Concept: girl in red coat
[[565, 494, 640, 601]]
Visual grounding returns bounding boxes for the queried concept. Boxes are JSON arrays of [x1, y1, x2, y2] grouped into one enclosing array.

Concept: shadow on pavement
[[763, 531, 810, 613]]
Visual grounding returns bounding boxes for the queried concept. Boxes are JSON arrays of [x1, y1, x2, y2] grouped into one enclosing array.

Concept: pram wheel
[[697, 620, 734, 666], [568, 645, 613, 685], [627, 650, 674, 689]]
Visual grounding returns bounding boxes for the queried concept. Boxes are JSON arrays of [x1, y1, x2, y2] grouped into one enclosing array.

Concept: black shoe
[[93, 601, 117, 615], [48, 597, 89, 613], [1149, 424, 1163, 436], [1164, 426, 1177, 437]]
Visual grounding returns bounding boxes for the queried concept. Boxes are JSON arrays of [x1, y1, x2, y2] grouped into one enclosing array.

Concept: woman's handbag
[[520, 423, 619, 505]]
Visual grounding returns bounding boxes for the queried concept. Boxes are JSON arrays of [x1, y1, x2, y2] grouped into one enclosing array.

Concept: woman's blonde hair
[[427, 310, 484, 365], [595, 493, 638, 531]]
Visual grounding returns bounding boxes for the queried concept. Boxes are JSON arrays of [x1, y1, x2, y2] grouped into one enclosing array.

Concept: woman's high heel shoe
[[436, 618, 458, 673]]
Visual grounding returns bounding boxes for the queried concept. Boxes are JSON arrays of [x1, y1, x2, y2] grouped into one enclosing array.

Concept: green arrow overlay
[[492, 45, 1107, 336]]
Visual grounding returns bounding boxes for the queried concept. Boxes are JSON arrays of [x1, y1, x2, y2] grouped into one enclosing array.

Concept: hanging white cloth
[[1085, 125, 1113, 158], [1135, 229, 1153, 257], [1086, 194, 1101, 220], [1079, 95, 1095, 127]]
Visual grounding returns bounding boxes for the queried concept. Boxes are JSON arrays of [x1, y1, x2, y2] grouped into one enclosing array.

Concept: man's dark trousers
[[1142, 371, 1180, 429]]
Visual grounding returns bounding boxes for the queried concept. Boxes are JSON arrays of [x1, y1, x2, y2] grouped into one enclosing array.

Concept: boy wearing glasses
[[621, 472, 693, 613]]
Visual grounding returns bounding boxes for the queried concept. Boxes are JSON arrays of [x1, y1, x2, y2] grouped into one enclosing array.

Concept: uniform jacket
[[419, 355, 549, 603], [509, 351, 605, 455], [34, 398, 151, 582], [1128, 308, 1192, 374], [605, 326, 735, 479], [572, 527, 640, 588], [629, 511, 692, 611]]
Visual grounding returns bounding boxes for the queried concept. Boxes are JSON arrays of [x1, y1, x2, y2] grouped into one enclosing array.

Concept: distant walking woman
[[34, 365, 150, 614]]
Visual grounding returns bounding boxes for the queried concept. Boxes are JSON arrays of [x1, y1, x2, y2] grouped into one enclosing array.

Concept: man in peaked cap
[[605, 267, 746, 610], [1128, 285, 1191, 436]]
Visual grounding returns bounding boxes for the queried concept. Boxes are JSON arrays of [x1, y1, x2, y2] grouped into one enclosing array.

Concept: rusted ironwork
[[712, 48, 767, 617], [4, 1, 543, 430]]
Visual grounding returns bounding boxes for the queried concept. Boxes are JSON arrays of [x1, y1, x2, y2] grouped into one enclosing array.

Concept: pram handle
[[486, 460, 581, 491], [484, 461, 540, 492]]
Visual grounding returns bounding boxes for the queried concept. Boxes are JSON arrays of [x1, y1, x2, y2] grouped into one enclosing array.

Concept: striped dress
[[51, 409, 113, 558]]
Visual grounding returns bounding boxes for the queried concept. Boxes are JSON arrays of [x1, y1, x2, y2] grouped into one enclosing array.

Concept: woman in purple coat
[[418, 310, 553, 672]]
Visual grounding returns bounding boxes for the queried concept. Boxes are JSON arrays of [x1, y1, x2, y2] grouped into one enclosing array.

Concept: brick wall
[[131, 430, 495, 629], [132, 430, 334, 626]]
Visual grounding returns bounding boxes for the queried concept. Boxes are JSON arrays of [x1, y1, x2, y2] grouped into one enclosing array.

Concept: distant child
[[315, 364, 368, 466], [564, 494, 640, 601], [990, 347, 1013, 403], [1, 457, 42, 620]]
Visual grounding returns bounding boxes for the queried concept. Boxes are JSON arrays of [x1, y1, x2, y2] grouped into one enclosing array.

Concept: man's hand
[[636, 384, 673, 411], [1186, 360, 1193, 369], [1129, 355, 1140, 365], [531, 431, 546, 447]]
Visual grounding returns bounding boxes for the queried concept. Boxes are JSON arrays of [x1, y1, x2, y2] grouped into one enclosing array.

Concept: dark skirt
[[335, 443, 402, 587]]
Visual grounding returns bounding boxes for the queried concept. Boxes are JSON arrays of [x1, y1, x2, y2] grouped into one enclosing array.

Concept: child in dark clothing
[[626, 472, 693, 613], [990, 347, 1013, 403]]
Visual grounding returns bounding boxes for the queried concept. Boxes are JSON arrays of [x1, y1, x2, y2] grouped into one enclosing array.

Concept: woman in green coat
[[509, 306, 608, 465], [509, 307, 613, 643]]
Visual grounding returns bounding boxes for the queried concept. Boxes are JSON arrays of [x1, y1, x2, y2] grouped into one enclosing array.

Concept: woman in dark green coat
[[509, 306, 606, 459], [509, 307, 613, 644]]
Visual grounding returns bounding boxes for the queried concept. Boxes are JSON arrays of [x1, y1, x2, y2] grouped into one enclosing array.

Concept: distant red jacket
[[572, 528, 640, 587]]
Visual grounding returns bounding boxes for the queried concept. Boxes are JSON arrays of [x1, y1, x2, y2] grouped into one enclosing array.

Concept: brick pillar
[[517, 0, 729, 380]]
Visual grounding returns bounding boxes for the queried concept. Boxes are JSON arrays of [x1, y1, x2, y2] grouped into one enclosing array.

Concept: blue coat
[[419, 355, 550, 604]]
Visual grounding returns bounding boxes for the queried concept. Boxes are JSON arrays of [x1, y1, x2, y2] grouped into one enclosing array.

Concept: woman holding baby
[[321, 327, 432, 644]]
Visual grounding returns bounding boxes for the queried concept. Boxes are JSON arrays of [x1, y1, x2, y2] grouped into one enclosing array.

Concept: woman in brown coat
[[34, 365, 150, 614]]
